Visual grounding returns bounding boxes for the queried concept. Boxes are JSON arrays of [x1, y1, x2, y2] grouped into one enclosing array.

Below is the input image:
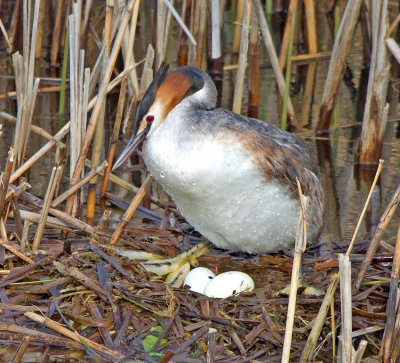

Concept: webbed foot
[[118, 241, 214, 287]]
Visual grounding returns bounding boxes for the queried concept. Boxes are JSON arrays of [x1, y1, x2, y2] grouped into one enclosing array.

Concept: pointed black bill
[[112, 125, 150, 171]]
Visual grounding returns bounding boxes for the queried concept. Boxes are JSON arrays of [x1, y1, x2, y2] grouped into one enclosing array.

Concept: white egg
[[203, 271, 255, 298], [183, 267, 215, 294]]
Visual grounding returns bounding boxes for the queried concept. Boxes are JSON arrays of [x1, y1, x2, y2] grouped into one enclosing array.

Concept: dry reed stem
[[331, 296, 336, 358], [316, 0, 363, 133], [0, 148, 15, 217], [381, 222, 400, 361], [102, 10, 143, 197], [339, 254, 353, 362], [354, 181, 400, 291], [32, 166, 63, 250], [232, 0, 250, 114], [0, 17, 11, 49], [386, 38, 400, 64], [301, 0, 317, 125], [12, 185, 97, 235], [278, 0, 298, 70], [8, 60, 139, 186], [10, 122, 70, 184], [389, 13, 400, 35], [0, 112, 55, 141], [53, 261, 107, 301], [7, 0, 22, 53], [11, 336, 30, 362], [300, 274, 339, 362], [17, 210, 73, 231], [24, 312, 123, 358], [65, 0, 137, 218], [50, 0, 66, 66], [253, 0, 297, 127], [53, 161, 108, 208], [346, 160, 384, 257], [358, 0, 389, 164], [0, 239, 34, 264], [110, 174, 154, 245], [162, 0, 196, 46], [248, 9, 260, 118], [232, 0, 244, 54], [0, 85, 62, 100], [282, 179, 308, 363], [301, 159, 384, 360]]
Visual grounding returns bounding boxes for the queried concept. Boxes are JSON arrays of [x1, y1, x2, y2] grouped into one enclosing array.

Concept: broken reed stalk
[[11, 336, 30, 362], [69, 1, 89, 216], [64, 0, 137, 219], [381, 222, 400, 362], [0, 148, 15, 217], [18, 210, 73, 232], [358, 0, 390, 164], [247, 9, 260, 119], [232, 0, 250, 114], [232, 0, 245, 54], [316, 0, 363, 133], [0, 18, 11, 50], [302, 160, 384, 361], [110, 174, 154, 245], [6, 59, 140, 185], [300, 0, 317, 125], [35, 0, 44, 59], [101, 2, 141, 203], [386, 38, 400, 65], [51, 161, 107, 209], [253, 0, 297, 127], [354, 181, 400, 291], [193, 0, 206, 68], [0, 239, 34, 264], [7, 0, 22, 53], [279, 0, 298, 70], [24, 312, 123, 358], [281, 179, 308, 363], [11, 184, 97, 235], [177, 0, 191, 66], [280, 0, 297, 130], [10, 122, 70, 184], [338, 254, 353, 362], [50, 0, 66, 66], [300, 274, 339, 362], [208, 0, 223, 106], [32, 166, 63, 250]]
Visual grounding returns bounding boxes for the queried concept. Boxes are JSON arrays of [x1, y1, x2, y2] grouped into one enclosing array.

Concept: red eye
[[146, 115, 154, 122]]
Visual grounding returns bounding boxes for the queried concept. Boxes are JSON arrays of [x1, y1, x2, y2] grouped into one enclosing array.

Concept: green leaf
[[142, 326, 168, 353]]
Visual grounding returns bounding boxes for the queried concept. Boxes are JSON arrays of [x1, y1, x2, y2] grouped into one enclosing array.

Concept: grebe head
[[113, 65, 217, 170]]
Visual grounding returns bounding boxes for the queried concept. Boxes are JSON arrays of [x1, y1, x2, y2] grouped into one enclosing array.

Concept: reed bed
[[0, 0, 399, 361]]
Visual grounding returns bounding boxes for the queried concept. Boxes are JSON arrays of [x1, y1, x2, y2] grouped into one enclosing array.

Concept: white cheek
[[146, 102, 165, 137]]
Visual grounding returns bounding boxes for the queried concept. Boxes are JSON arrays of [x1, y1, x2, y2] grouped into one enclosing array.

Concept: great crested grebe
[[113, 64, 325, 283]]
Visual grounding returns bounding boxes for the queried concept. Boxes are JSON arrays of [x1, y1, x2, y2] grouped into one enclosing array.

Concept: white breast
[[142, 114, 300, 253]]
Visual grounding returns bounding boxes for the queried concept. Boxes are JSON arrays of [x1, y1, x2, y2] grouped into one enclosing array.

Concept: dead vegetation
[[0, 0, 399, 362]]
